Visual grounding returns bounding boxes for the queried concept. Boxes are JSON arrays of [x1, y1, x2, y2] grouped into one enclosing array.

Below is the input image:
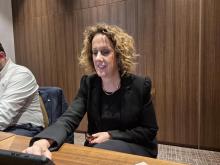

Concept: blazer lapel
[[120, 74, 133, 127], [90, 76, 102, 129]]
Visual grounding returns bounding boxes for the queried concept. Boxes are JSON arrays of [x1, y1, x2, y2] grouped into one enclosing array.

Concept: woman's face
[[92, 33, 118, 79]]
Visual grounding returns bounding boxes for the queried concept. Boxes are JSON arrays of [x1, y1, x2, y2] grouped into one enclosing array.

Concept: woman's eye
[[101, 49, 110, 56], [92, 49, 111, 56], [92, 50, 98, 56]]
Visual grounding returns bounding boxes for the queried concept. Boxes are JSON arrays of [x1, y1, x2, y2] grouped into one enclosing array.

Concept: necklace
[[103, 82, 121, 96], [103, 90, 114, 95]]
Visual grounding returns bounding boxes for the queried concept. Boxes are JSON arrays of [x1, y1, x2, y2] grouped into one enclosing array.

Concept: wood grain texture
[[200, 0, 220, 150], [0, 132, 14, 141], [55, 143, 184, 165], [154, 0, 200, 146], [11, 0, 220, 149], [0, 132, 184, 165]]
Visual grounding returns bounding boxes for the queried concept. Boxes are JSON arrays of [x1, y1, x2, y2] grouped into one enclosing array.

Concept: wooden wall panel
[[200, 0, 220, 150], [137, 0, 155, 80], [154, 0, 200, 146], [11, 0, 220, 149]]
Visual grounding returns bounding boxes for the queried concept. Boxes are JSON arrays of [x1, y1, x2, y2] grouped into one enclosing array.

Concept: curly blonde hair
[[79, 23, 137, 75]]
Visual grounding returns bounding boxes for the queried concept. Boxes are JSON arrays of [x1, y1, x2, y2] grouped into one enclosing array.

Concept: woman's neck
[[102, 73, 121, 93]]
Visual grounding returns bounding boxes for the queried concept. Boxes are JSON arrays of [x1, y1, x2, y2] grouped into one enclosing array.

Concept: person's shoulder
[[87, 73, 99, 79], [8, 61, 35, 79], [122, 73, 151, 92], [80, 74, 100, 87], [124, 73, 151, 84], [81, 73, 99, 81], [124, 73, 152, 95], [6, 60, 38, 89], [10, 61, 33, 75]]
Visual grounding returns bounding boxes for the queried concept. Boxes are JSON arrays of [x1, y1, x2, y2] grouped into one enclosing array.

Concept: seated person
[[23, 23, 158, 159], [0, 42, 44, 136]]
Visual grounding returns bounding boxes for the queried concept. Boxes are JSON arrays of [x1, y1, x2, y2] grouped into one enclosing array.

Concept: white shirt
[[0, 58, 44, 130]]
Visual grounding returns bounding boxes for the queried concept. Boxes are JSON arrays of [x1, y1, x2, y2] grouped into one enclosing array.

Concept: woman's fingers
[[90, 132, 111, 144]]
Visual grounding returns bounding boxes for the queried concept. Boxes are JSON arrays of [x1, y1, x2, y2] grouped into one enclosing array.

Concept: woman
[[24, 23, 158, 159]]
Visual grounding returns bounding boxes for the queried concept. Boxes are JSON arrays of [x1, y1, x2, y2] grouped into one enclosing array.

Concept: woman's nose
[[96, 52, 103, 61]]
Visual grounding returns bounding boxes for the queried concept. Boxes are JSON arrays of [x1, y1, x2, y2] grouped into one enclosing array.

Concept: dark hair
[[0, 43, 5, 53]]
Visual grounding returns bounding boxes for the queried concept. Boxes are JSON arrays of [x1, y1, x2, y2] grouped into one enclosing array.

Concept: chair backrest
[[39, 95, 49, 127], [38, 87, 68, 125], [38, 86, 74, 143]]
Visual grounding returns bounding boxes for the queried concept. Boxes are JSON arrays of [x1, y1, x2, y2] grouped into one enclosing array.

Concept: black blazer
[[31, 73, 158, 154]]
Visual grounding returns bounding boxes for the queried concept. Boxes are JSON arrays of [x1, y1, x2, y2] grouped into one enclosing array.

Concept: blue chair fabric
[[38, 86, 74, 143], [38, 87, 68, 125]]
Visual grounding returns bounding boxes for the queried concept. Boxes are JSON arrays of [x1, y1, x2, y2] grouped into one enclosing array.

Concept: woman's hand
[[22, 139, 52, 160], [89, 132, 111, 144]]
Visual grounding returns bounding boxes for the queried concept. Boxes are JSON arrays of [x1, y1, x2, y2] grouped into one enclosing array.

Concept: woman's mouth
[[96, 63, 106, 69]]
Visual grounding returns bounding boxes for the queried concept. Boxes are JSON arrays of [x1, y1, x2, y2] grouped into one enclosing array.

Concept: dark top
[[30, 73, 159, 156], [101, 89, 121, 131]]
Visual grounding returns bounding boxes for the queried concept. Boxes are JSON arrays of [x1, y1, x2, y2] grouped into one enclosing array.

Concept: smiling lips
[[96, 63, 106, 70]]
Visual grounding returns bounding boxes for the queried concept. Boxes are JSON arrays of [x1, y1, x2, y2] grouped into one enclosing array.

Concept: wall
[[200, 0, 220, 150], [11, 0, 220, 150], [0, 0, 15, 61]]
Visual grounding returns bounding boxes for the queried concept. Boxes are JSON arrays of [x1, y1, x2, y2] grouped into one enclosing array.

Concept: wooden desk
[[0, 132, 14, 141], [0, 132, 31, 151], [56, 143, 184, 165], [0, 132, 184, 165]]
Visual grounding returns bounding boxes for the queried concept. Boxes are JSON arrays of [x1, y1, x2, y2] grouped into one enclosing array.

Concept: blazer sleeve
[[108, 78, 158, 146], [30, 75, 88, 151]]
